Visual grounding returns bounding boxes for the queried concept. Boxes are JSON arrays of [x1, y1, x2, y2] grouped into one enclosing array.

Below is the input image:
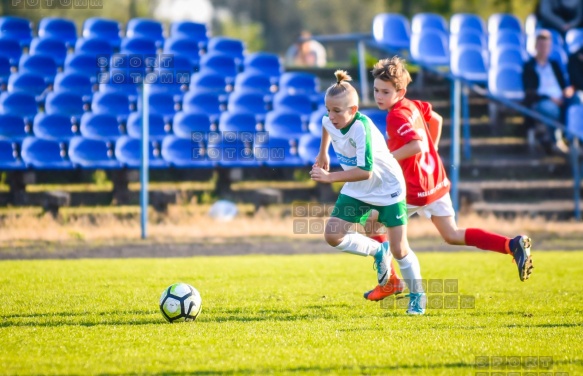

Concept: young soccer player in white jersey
[[363, 57, 534, 302], [310, 70, 425, 314]]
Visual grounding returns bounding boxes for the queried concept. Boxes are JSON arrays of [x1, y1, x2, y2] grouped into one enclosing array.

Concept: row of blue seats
[[374, 12, 583, 57], [0, 48, 282, 86], [0, 133, 331, 170], [4, 104, 582, 171], [0, 16, 210, 50]]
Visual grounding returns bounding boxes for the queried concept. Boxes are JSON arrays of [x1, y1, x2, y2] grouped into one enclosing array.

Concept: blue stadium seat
[[54, 72, 94, 103], [163, 55, 193, 72], [278, 72, 320, 96], [359, 109, 388, 137], [0, 16, 33, 48], [18, 54, 58, 85], [126, 112, 168, 141], [7, 73, 48, 100], [0, 92, 38, 123], [170, 21, 208, 45], [410, 28, 450, 66], [0, 113, 28, 140], [189, 71, 229, 95], [272, 92, 313, 118], [33, 113, 77, 142], [243, 52, 282, 82], [206, 37, 245, 62], [21, 137, 72, 169], [38, 17, 77, 48], [172, 111, 213, 139], [64, 53, 101, 83], [0, 37, 23, 66], [68, 136, 119, 169], [75, 37, 114, 57], [98, 70, 139, 102], [490, 45, 526, 68], [181, 91, 223, 120], [218, 111, 259, 136], [372, 13, 411, 52], [254, 136, 304, 167], [0, 56, 10, 86], [308, 106, 327, 136], [137, 92, 177, 124], [227, 90, 269, 119], [298, 134, 338, 166], [233, 71, 273, 95], [488, 13, 522, 36], [79, 112, 122, 141], [114, 135, 167, 169], [161, 135, 214, 168], [264, 110, 306, 140], [45, 92, 85, 122], [82, 18, 122, 50], [450, 13, 486, 35], [450, 29, 487, 51], [199, 52, 239, 83], [412, 13, 448, 34], [488, 30, 524, 51], [29, 37, 68, 67], [120, 37, 157, 55], [163, 37, 201, 69], [126, 18, 164, 49], [451, 45, 488, 83], [488, 64, 524, 100], [149, 69, 186, 99], [566, 28, 583, 54], [0, 140, 23, 170], [567, 104, 583, 139], [207, 138, 257, 167], [91, 91, 131, 123]]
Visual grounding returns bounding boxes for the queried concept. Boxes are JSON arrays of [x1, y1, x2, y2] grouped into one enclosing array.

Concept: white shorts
[[407, 193, 455, 219]]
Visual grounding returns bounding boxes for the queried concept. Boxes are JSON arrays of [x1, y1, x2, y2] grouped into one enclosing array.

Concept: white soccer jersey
[[322, 112, 406, 206]]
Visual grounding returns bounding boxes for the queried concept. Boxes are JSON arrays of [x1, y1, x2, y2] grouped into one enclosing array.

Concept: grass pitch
[[1, 251, 582, 375]]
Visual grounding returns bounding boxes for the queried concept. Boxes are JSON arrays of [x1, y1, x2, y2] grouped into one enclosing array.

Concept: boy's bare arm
[[391, 140, 423, 161], [427, 110, 443, 149], [310, 166, 372, 183]]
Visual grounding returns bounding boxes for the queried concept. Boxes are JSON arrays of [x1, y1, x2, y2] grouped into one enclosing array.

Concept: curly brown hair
[[371, 56, 412, 91]]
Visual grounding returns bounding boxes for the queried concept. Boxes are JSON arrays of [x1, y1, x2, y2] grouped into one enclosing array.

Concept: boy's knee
[[324, 232, 341, 247]]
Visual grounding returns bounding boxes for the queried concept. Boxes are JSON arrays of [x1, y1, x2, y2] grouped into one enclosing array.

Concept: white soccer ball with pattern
[[159, 283, 202, 323]]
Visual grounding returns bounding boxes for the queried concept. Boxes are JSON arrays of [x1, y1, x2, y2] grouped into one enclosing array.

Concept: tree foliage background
[[1, 0, 538, 56]]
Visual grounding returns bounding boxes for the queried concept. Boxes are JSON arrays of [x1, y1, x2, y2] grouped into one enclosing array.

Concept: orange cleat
[[364, 278, 405, 301]]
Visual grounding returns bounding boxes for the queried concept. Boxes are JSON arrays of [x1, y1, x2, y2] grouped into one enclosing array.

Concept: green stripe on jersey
[[356, 112, 373, 171]]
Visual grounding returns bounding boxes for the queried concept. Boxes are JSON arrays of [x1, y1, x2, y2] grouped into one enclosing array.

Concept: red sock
[[465, 228, 511, 254], [370, 234, 388, 243]]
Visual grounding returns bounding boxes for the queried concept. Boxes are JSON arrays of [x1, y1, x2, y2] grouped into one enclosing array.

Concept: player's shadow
[[201, 306, 339, 322]]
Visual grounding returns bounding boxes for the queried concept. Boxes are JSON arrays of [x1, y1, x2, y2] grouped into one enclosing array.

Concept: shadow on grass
[[96, 361, 476, 375], [0, 309, 163, 327]]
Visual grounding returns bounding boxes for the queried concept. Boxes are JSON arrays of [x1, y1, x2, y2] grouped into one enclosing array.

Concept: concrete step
[[459, 180, 580, 202], [441, 156, 572, 180], [471, 200, 582, 220], [439, 137, 535, 157]]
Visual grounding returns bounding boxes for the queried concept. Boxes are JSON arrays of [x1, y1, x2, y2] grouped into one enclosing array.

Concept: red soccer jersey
[[386, 98, 450, 206]]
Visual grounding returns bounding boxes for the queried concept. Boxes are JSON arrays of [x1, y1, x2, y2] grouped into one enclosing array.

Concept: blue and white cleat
[[511, 235, 533, 282], [406, 292, 426, 315], [373, 241, 390, 286]]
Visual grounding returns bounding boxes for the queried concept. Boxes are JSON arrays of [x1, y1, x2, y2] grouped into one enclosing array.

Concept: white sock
[[335, 233, 381, 257], [396, 251, 424, 293]]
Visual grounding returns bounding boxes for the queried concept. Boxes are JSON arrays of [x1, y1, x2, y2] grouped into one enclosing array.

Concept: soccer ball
[[159, 283, 202, 323]]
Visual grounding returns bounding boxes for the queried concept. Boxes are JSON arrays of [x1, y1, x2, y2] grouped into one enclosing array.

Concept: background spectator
[[535, 0, 583, 37], [522, 29, 574, 154], [568, 45, 583, 104], [285, 31, 327, 68]]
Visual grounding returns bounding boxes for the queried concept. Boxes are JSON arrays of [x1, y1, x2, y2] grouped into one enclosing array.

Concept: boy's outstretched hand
[[314, 153, 330, 171], [310, 164, 331, 183]]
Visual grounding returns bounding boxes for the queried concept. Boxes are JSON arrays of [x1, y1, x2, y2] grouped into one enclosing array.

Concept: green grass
[[1, 252, 582, 375]]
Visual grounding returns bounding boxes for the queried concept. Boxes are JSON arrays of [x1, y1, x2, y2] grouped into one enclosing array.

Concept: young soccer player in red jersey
[[363, 56, 534, 301]]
